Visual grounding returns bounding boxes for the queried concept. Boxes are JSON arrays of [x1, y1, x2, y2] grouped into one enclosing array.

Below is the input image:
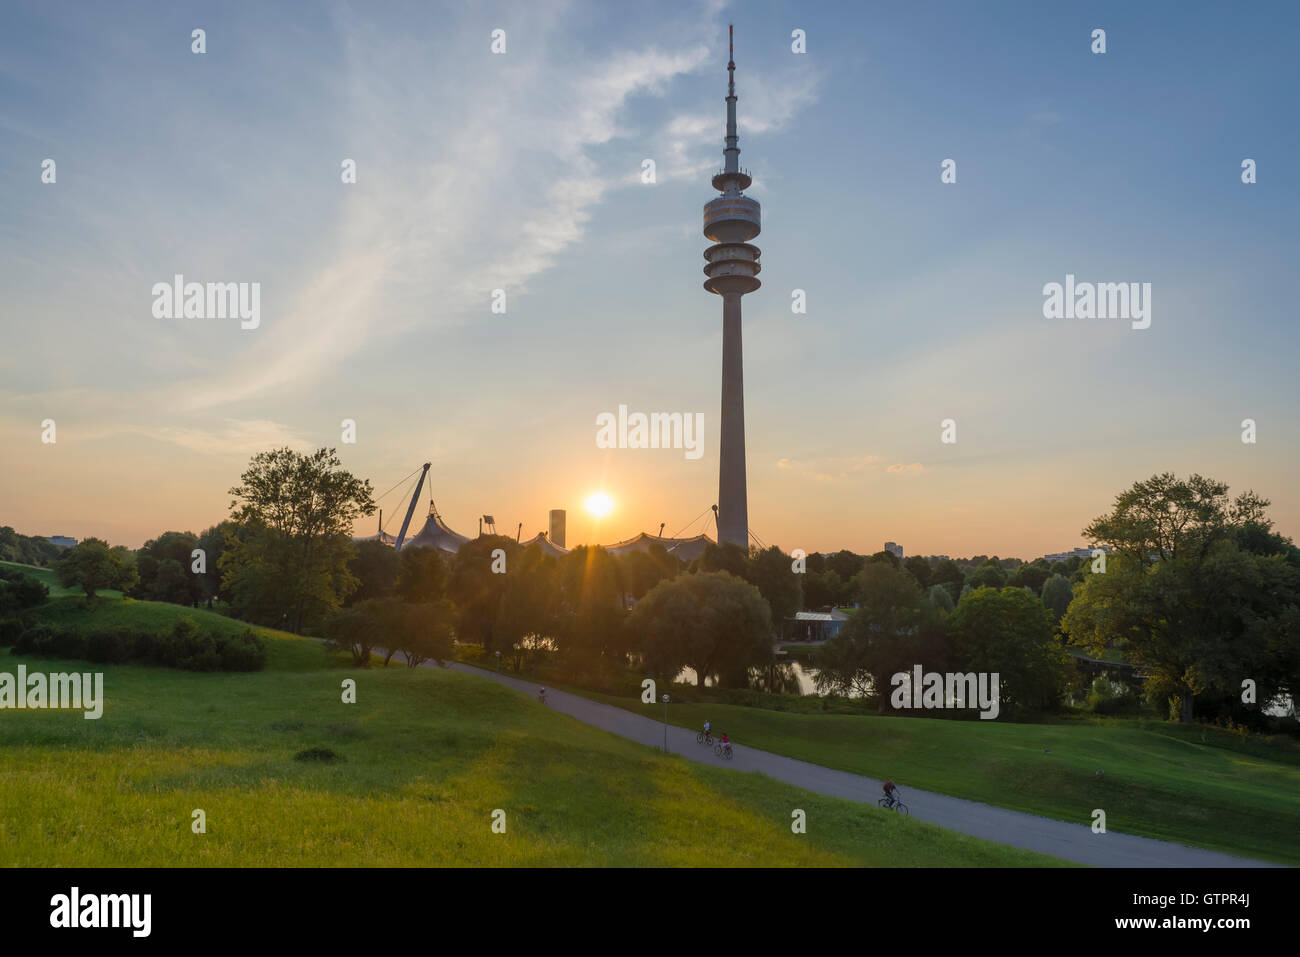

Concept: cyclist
[[538, 687, 547, 704], [718, 732, 731, 756], [703, 719, 712, 738], [882, 780, 899, 808]]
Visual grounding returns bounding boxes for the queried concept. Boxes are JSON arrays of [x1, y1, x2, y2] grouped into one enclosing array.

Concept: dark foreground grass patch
[[294, 747, 341, 763]]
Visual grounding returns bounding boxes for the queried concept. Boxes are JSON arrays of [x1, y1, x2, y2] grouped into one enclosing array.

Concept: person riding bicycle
[[719, 732, 731, 754], [882, 780, 899, 808], [703, 720, 712, 737], [538, 687, 547, 703]]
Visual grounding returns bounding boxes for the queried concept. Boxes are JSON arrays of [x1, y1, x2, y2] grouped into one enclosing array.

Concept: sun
[[584, 492, 614, 519]]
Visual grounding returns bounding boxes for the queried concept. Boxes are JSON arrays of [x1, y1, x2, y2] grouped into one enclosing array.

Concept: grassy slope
[[0, 599, 1060, 867], [0, 560, 113, 598], [572, 691, 1300, 865]]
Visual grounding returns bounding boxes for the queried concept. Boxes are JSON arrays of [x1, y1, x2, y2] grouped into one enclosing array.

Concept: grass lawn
[[569, 690, 1300, 866], [0, 598, 1063, 867], [0, 560, 116, 599]]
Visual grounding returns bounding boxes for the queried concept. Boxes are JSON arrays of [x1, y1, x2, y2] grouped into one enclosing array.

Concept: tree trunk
[[1179, 691, 1194, 723]]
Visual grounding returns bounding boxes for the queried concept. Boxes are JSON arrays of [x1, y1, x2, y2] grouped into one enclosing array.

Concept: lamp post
[[662, 694, 670, 753], [495, 650, 500, 673]]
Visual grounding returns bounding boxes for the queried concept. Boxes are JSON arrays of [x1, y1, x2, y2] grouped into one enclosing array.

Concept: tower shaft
[[703, 24, 759, 550], [717, 294, 748, 546]]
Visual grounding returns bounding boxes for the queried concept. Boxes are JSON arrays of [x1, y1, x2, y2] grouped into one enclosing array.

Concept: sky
[[2, 0, 1298, 558]]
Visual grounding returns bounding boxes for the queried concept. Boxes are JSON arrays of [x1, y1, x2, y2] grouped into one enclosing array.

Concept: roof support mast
[[394, 463, 431, 551]]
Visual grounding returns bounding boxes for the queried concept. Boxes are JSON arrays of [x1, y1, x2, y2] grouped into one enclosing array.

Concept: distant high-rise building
[[549, 509, 566, 549], [884, 541, 904, 560], [704, 24, 761, 549]]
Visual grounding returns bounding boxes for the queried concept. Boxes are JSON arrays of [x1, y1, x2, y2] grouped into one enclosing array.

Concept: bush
[[0, 575, 49, 614], [0, 618, 23, 646], [10, 617, 266, 672], [218, 629, 267, 671]]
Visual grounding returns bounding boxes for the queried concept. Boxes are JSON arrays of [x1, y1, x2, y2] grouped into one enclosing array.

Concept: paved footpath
[[444, 662, 1279, 868]]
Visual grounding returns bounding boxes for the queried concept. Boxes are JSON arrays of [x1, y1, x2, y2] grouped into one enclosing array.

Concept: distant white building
[[884, 541, 903, 560], [45, 536, 77, 548], [1044, 546, 1107, 563]]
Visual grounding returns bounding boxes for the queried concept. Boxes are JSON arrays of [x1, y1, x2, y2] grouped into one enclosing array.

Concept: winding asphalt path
[[445, 662, 1279, 868]]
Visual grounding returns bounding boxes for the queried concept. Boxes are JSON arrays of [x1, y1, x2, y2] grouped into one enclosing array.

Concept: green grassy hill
[[0, 595, 1060, 867], [0, 560, 104, 598], [577, 692, 1300, 865]]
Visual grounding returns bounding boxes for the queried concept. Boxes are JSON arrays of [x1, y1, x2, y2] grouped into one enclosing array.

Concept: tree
[[697, 542, 749, 578], [392, 599, 456, 668], [1040, 574, 1073, 625], [745, 545, 803, 630], [966, 561, 1007, 589], [931, 558, 965, 596], [1011, 560, 1050, 595], [220, 448, 375, 634], [347, 539, 401, 605], [495, 547, 560, 672], [196, 521, 240, 605], [54, 538, 137, 604], [325, 602, 380, 666], [904, 556, 932, 588], [394, 546, 447, 604], [949, 587, 1068, 715], [131, 531, 202, 605], [926, 583, 954, 614], [629, 571, 772, 689], [555, 545, 628, 671], [814, 562, 948, 709], [1064, 472, 1300, 722], [826, 549, 865, 581], [447, 535, 518, 653]]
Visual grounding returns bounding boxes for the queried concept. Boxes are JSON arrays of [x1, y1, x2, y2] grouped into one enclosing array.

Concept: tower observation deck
[[704, 24, 758, 549]]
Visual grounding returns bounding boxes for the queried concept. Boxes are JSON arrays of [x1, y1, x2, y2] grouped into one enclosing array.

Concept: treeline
[[800, 548, 1089, 614], [0, 526, 66, 566]]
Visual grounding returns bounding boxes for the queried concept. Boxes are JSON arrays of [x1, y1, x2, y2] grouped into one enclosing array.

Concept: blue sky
[[2, 0, 1297, 556]]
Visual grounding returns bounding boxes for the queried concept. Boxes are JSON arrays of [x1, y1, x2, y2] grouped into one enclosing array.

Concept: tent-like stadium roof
[[602, 531, 714, 562], [517, 532, 569, 557], [403, 503, 471, 553]]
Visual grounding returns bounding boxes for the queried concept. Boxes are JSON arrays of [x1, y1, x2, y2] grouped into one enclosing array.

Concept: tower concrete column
[[717, 293, 748, 546]]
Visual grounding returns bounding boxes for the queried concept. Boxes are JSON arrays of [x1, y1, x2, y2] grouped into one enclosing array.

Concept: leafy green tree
[[220, 448, 374, 634], [54, 538, 138, 604], [629, 571, 772, 689], [555, 545, 628, 671], [495, 547, 560, 672], [1040, 574, 1074, 625], [697, 541, 749, 578], [196, 521, 240, 605], [744, 545, 803, 630], [447, 535, 518, 652], [1063, 473, 1300, 722], [346, 539, 400, 605], [949, 587, 1068, 714], [904, 556, 932, 588], [1011, 560, 1050, 594], [826, 549, 864, 581], [394, 546, 448, 604], [391, 599, 456, 668], [814, 562, 948, 709], [926, 583, 955, 614], [966, 562, 1008, 589]]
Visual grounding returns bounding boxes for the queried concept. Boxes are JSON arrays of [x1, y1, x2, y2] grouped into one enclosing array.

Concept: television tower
[[703, 24, 760, 548]]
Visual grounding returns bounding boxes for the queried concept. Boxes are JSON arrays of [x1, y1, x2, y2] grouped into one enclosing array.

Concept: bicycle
[[878, 795, 908, 816], [696, 731, 714, 746], [714, 743, 733, 760], [537, 690, 547, 706]]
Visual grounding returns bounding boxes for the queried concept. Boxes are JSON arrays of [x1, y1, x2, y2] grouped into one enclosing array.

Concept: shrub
[[217, 629, 267, 671], [294, 747, 341, 762], [0, 617, 23, 646]]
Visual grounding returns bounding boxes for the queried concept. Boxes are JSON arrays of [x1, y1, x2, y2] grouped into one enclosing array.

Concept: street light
[[495, 650, 501, 673], [662, 694, 670, 753]]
